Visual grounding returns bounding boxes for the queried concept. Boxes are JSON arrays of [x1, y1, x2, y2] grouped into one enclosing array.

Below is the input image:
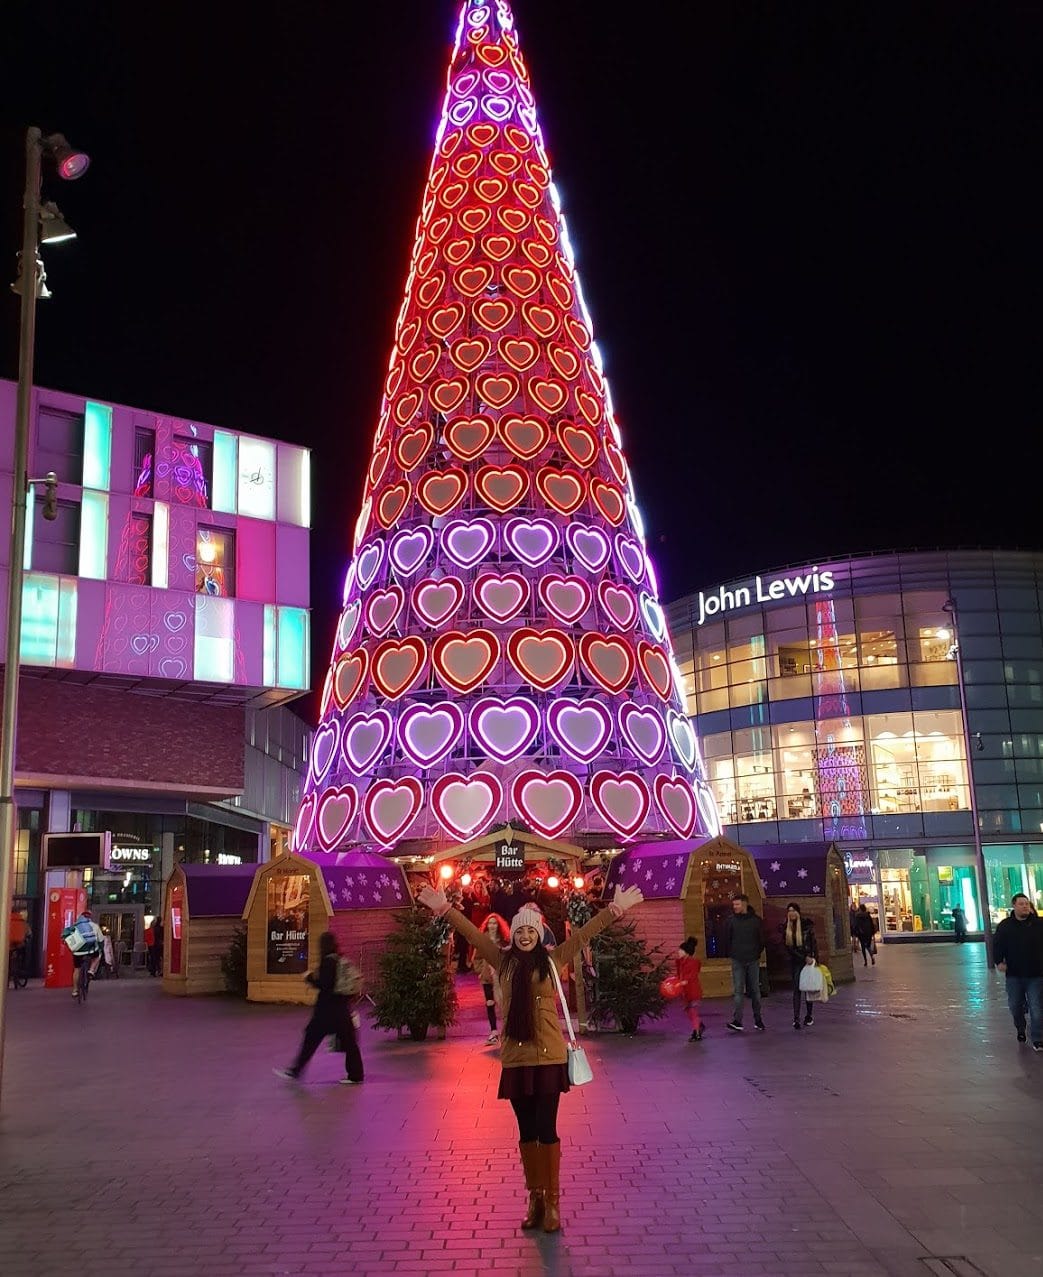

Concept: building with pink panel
[[0, 378, 312, 977]]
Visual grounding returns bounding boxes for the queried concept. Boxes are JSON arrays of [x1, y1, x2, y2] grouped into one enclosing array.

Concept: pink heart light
[[363, 777, 425, 845], [336, 600, 362, 652], [546, 699, 612, 764], [397, 702, 465, 767], [565, 523, 609, 572], [341, 709, 394, 773], [597, 580, 637, 630], [441, 517, 497, 569], [614, 533, 646, 584], [432, 772, 504, 841], [504, 516, 559, 568], [511, 769, 583, 840], [616, 702, 667, 766], [292, 792, 316, 853], [309, 720, 340, 785], [365, 585, 405, 638], [537, 574, 592, 625], [589, 770, 650, 839], [468, 695, 540, 764], [389, 526, 434, 576], [654, 774, 697, 838], [473, 572, 530, 623], [355, 539, 385, 589], [667, 710, 698, 770], [411, 576, 465, 628], [316, 785, 359, 851]]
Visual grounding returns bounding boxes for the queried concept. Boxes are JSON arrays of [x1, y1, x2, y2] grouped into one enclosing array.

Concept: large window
[[36, 406, 84, 486], [196, 527, 235, 597], [172, 436, 213, 508], [32, 498, 80, 576]]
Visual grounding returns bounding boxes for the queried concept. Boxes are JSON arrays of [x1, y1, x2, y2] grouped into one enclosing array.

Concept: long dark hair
[[502, 941, 552, 1042], [319, 931, 339, 960]]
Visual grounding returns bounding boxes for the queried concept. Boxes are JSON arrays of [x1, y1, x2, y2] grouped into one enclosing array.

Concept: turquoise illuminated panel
[[78, 490, 109, 579], [277, 607, 309, 689], [20, 573, 77, 667], [83, 402, 113, 490], [194, 596, 235, 682], [212, 431, 238, 513], [263, 604, 276, 686]]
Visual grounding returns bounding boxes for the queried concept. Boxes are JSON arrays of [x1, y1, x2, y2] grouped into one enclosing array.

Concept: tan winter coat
[[445, 904, 618, 1067]]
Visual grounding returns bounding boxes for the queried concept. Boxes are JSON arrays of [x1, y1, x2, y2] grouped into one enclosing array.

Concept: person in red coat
[[677, 936, 704, 1041]]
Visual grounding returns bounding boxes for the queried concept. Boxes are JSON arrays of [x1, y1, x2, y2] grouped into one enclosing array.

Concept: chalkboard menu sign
[[495, 840, 525, 871]]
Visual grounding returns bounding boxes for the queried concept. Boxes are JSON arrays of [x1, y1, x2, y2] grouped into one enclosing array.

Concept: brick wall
[[7, 675, 244, 791]]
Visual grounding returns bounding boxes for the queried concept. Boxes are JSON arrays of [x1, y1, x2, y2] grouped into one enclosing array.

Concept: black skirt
[[497, 1063, 570, 1100]]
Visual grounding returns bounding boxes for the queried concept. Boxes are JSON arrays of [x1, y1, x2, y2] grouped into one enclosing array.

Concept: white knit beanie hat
[[510, 906, 544, 942]]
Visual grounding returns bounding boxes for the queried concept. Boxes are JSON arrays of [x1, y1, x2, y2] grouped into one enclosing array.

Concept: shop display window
[[195, 527, 235, 597]]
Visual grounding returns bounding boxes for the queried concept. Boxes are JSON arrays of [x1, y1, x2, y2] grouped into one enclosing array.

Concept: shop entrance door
[[96, 906, 147, 974]]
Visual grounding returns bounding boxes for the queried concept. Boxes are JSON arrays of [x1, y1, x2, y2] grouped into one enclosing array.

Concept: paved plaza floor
[[0, 943, 1041, 1277]]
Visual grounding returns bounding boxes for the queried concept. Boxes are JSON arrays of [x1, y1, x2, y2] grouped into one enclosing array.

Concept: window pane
[[196, 528, 235, 597]]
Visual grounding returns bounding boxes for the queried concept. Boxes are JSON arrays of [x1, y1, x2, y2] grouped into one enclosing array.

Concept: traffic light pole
[[0, 127, 44, 1108]]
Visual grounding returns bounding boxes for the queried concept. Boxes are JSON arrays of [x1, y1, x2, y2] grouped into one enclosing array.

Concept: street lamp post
[[0, 127, 88, 1108], [943, 595, 993, 965]]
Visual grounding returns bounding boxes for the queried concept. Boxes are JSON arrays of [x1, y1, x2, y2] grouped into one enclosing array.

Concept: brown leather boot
[[518, 1141, 545, 1229], [542, 1142, 562, 1232]]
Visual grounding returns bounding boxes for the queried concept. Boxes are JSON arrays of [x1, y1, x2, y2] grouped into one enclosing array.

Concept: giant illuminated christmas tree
[[293, 0, 719, 858]]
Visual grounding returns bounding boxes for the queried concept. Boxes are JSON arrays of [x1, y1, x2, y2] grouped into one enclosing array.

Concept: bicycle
[[7, 946, 29, 989], [75, 954, 94, 1004]]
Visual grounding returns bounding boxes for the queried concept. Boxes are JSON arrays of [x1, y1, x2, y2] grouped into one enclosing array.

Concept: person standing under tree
[[418, 882, 644, 1234], [724, 893, 766, 1032]]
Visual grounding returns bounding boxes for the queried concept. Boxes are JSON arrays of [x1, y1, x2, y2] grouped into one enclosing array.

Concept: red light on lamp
[[461, 872, 472, 886], [546, 875, 559, 889], [573, 876, 585, 890], [439, 864, 454, 881]]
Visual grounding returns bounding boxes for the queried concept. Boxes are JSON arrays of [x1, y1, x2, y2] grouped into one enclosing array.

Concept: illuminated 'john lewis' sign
[[696, 567, 835, 626]]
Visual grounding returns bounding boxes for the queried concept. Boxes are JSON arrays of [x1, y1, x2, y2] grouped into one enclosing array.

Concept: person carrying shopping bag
[[782, 902, 819, 1029]]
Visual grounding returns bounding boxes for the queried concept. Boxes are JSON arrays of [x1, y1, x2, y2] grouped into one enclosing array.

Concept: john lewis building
[[666, 549, 1043, 938]]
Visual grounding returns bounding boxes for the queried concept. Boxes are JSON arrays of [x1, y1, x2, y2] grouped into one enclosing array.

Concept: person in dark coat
[[148, 917, 164, 976], [274, 931, 364, 1084], [724, 894, 766, 1032], [782, 902, 819, 1029], [951, 905, 968, 943], [852, 903, 876, 966], [992, 893, 1043, 1050]]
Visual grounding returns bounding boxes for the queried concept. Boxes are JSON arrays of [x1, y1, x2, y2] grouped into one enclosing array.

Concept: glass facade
[[666, 550, 1043, 935]]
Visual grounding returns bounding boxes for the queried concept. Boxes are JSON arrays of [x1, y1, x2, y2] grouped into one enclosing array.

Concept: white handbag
[[798, 961, 824, 994], [548, 962, 594, 1086]]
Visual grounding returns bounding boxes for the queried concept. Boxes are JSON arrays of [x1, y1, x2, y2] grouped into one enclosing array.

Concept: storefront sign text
[[696, 567, 835, 625]]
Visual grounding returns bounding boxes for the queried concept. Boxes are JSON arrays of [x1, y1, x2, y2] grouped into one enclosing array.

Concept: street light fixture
[[0, 126, 89, 1109], [942, 596, 993, 964]]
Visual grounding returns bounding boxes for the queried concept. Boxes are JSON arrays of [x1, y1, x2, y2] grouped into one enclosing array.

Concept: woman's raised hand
[[417, 886, 450, 916], [612, 884, 644, 914]]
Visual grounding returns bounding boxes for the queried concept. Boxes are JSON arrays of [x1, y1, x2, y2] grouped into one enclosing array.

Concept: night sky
[[4, 2, 1039, 724]]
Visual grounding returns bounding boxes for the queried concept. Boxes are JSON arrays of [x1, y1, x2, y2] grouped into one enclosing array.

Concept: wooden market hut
[[605, 834, 765, 998], [241, 852, 334, 1003], [746, 842, 855, 987], [162, 863, 257, 996], [320, 851, 413, 993]]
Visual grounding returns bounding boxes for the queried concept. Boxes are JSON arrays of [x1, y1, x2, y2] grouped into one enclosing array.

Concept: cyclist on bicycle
[[64, 908, 104, 998]]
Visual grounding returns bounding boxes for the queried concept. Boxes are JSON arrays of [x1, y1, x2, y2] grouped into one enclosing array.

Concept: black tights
[[510, 1094, 561, 1144], [482, 983, 497, 1030]]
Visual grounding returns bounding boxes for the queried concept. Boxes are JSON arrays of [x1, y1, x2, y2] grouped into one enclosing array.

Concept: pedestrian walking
[[148, 916, 164, 976], [417, 881, 644, 1233], [676, 936, 704, 1041], [852, 903, 876, 966], [724, 893, 766, 1032], [274, 931, 365, 1084], [782, 902, 819, 1029], [473, 912, 510, 1045], [992, 893, 1043, 1051], [951, 904, 968, 943]]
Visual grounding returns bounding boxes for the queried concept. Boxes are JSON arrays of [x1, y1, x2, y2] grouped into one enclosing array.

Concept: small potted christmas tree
[[370, 905, 458, 1041], [587, 916, 671, 1035]]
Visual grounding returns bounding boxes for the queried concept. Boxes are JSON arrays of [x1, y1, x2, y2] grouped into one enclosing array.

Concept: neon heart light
[[637, 641, 672, 702], [468, 695, 540, 764], [431, 772, 504, 841], [441, 517, 496, 569], [371, 636, 428, 701], [355, 540, 384, 589], [578, 633, 636, 695], [511, 770, 583, 840], [473, 572, 530, 623], [499, 414, 550, 459], [504, 516, 559, 567], [537, 574, 592, 625], [309, 720, 340, 785], [476, 372, 519, 408], [617, 702, 667, 766], [597, 580, 637, 630], [507, 628, 575, 691], [315, 785, 359, 851], [336, 599, 362, 651], [590, 771, 650, 839], [363, 777, 424, 845], [557, 420, 598, 468], [667, 710, 698, 770], [341, 709, 394, 772], [547, 699, 612, 765], [444, 415, 495, 462], [432, 629, 500, 694], [565, 523, 609, 572], [417, 468, 468, 517], [614, 533, 646, 584], [411, 576, 465, 628], [639, 592, 667, 640], [450, 336, 491, 372], [397, 702, 465, 768], [590, 478, 625, 526], [654, 775, 697, 839], [292, 792, 315, 854], [333, 649, 368, 709], [475, 464, 529, 513], [536, 467, 585, 515], [395, 422, 434, 471], [365, 585, 405, 638], [389, 526, 433, 576], [474, 297, 515, 331], [376, 482, 410, 529]]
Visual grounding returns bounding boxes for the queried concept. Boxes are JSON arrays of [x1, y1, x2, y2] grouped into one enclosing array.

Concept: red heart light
[[529, 378, 567, 414], [503, 265, 541, 298], [444, 237, 476, 266], [476, 43, 507, 66], [575, 386, 603, 427], [363, 776, 424, 845], [637, 641, 672, 702], [376, 480, 411, 529], [511, 769, 583, 840], [654, 774, 697, 838], [505, 124, 533, 153], [548, 344, 580, 380], [439, 128, 462, 157], [459, 205, 492, 232], [498, 206, 530, 233], [475, 463, 530, 513], [604, 441, 628, 486], [547, 276, 573, 310], [514, 181, 541, 209], [490, 150, 522, 176], [395, 421, 434, 472], [429, 302, 465, 337], [449, 336, 491, 372], [432, 772, 504, 841], [482, 234, 515, 261], [590, 478, 625, 526], [367, 443, 390, 491], [410, 576, 465, 628], [535, 466, 585, 515], [455, 263, 493, 296], [499, 414, 550, 459], [438, 180, 466, 209], [498, 336, 540, 372], [444, 414, 495, 462], [364, 585, 405, 638], [392, 389, 422, 426], [409, 346, 441, 382], [522, 302, 559, 338], [417, 468, 468, 517], [432, 629, 500, 694], [476, 372, 519, 408], [424, 213, 453, 245], [333, 649, 368, 709], [597, 580, 638, 630], [534, 214, 556, 244], [565, 314, 591, 350], [467, 122, 497, 148], [473, 572, 530, 622], [315, 785, 359, 852], [453, 151, 481, 178], [521, 240, 552, 268], [557, 420, 598, 468], [590, 770, 650, 839], [371, 636, 428, 701], [474, 297, 515, 331], [416, 272, 446, 308], [507, 628, 576, 691], [430, 377, 469, 414], [537, 574, 593, 625], [578, 632, 636, 694], [397, 316, 421, 354]]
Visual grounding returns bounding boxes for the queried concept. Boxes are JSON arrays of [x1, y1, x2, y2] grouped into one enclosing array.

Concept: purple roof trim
[[746, 842, 836, 897], [178, 863, 257, 917], [605, 840, 703, 900], [314, 852, 410, 911]]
